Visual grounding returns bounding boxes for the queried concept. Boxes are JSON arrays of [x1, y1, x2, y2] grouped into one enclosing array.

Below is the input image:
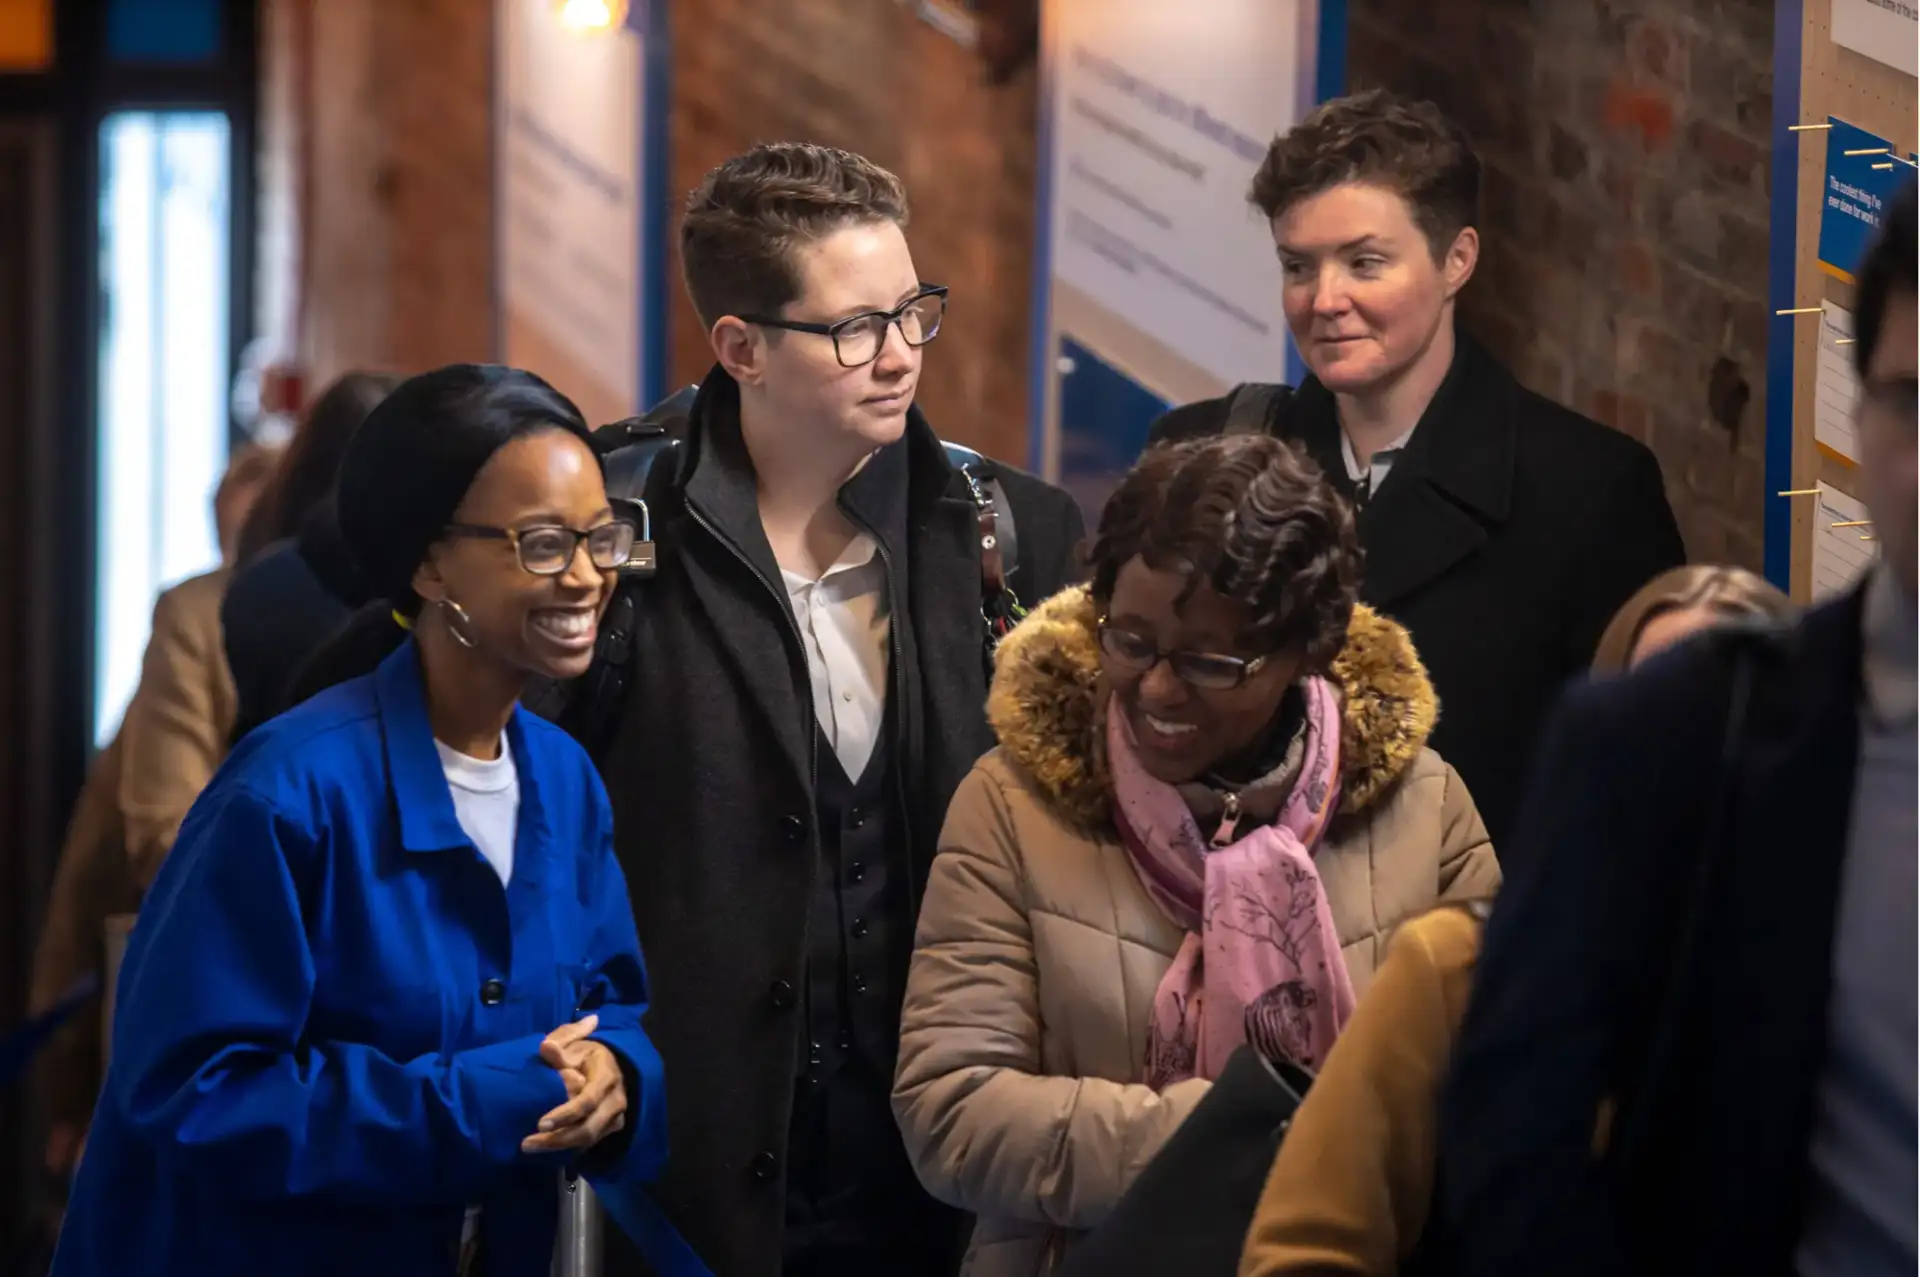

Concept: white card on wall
[[1814, 301, 1861, 465], [1812, 484, 1877, 601], [1831, 0, 1919, 77]]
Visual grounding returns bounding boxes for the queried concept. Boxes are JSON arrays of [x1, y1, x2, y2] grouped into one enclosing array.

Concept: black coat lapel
[[1285, 339, 1518, 610], [675, 372, 815, 786]]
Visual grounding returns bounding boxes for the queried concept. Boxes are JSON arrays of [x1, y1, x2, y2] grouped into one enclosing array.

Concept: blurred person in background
[[51, 365, 667, 1277], [117, 444, 278, 888], [26, 444, 275, 1263], [891, 434, 1497, 1275], [1590, 565, 1794, 674], [1236, 563, 1791, 1276], [1147, 89, 1683, 857], [1438, 183, 1916, 1277], [222, 370, 399, 741]]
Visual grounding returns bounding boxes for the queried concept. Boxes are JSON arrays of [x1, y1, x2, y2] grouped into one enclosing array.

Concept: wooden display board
[[1770, 0, 1916, 601]]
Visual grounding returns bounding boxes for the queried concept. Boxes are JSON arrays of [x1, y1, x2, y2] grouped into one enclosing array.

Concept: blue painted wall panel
[[107, 0, 221, 64]]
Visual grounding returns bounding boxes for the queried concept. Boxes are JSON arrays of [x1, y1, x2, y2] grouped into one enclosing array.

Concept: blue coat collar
[[373, 640, 552, 884]]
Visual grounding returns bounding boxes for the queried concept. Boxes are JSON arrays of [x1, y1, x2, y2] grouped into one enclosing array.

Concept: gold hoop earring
[[440, 598, 480, 649]]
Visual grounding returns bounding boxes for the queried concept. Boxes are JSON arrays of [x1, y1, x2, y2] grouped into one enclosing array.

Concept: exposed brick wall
[[669, 0, 1039, 464], [271, 0, 1037, 463], [1348, 0, 1773, 569], [258, 0, 495, 391], [276, 0, 1768, 541]]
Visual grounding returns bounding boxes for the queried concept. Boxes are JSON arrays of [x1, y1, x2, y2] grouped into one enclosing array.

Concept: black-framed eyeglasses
[[739, 285, 948, 368], [1096, 621, 1272, 691], [443, 521, 637, 576]]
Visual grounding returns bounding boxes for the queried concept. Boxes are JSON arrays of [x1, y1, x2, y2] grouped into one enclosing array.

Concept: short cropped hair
[[1249, 89, 1480, 259], [679, 142, 910, 330], [1088, 434, 1361, 667]]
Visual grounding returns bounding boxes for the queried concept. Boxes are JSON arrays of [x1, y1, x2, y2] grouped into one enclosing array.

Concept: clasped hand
[[520, 1014, 628, 1154]]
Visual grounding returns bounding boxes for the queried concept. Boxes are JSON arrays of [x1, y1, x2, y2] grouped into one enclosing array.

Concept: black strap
[[1609, 631, 1764, 1173], [1222, 382, 1287, 436]]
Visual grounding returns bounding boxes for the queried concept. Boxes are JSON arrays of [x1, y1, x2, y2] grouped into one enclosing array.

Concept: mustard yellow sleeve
[[1238, 908, 1480, 1276]]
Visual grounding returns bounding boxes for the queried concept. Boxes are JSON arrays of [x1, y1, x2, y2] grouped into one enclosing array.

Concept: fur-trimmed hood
[[986, 586, 1439, 832]]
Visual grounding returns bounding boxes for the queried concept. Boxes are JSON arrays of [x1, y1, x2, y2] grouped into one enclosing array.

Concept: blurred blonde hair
[[1591, 565, 1793, 674]]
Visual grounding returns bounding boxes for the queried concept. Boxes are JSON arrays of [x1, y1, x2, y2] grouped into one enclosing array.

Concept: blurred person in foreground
[[1235, 566, 1789, 1276], [222, 370, 399, 741], [1437, 183, 1917, 1277], [117, 444, 279, 888], [51, 365, 666, 1277], [1147, 90, 1683, 855], [892, 433, 1498, 1275]]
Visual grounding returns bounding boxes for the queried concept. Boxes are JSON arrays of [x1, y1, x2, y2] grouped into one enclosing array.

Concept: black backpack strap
[[942, 441, 1026, 665], [1222, 382, 1290, 436]]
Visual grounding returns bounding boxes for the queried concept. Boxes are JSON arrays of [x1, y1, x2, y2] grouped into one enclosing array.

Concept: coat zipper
[[686, 501, 819, 799], [1040, 1228, 1065, 1274]]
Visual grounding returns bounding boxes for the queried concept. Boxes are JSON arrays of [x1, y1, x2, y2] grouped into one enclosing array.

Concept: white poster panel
[[1831, 0, 1919, 78], [1045, 0, 1321, 393], [496, 0, 646, 426]]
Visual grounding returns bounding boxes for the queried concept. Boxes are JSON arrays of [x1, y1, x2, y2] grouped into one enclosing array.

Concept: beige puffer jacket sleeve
[[892, 763, 1211, 1231], [1435, 758, 1501, 902]]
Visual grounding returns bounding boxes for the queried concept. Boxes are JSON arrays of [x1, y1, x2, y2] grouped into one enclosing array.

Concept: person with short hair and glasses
[[891, 432, 1498, 1276], [583, 143, 1087, 1277], [1147, 90, 1684, 856]]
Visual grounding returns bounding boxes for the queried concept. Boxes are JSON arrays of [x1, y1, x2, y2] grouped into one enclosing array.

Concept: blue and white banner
[[1031, 0, 1344, 518]]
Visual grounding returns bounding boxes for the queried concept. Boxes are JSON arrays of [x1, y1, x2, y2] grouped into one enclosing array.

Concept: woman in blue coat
[[52, 365, 667, 1276]]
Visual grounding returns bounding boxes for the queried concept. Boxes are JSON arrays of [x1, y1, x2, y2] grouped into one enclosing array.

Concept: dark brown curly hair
[[1248, 88, 1479, 260], [1088, 434, 1362, 667]]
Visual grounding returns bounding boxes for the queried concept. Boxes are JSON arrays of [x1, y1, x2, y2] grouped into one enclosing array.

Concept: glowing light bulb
[[557, 0, 625, 32]]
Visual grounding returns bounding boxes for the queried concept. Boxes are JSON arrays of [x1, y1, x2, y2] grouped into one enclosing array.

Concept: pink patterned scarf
[[1108, 676, 1357, 1086]]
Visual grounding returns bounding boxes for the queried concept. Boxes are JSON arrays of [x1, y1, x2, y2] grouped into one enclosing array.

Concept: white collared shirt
[[1340, 425, 1417, 499], [782, 535, 891, 779]]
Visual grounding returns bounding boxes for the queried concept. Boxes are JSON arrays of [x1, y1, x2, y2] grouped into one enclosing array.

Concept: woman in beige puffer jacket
[[892, 435, 1500, 1276]]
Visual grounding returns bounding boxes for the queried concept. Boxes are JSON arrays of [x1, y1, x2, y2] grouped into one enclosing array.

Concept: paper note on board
[[1818, 118, 1904, 276], [1814, 302, 1861, 465], [1812, 485, 1876, 601]]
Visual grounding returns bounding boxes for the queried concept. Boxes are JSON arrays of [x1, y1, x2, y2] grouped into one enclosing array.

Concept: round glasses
[[1096, 621, 1272, 691], [443, 521, 637, 576], [739, 285, 948, 368]]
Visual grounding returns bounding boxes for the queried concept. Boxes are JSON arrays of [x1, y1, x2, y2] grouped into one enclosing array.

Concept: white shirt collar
[[779, 533, 880, 594], [1339, 425, 1418, 482]]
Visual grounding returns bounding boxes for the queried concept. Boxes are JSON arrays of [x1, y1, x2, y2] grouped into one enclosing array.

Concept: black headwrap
[[334, 364, 595, 610]]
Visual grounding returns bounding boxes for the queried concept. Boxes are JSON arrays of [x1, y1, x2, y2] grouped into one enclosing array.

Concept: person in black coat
[[1147, 91, 1683, 850], [1437, 182, 1917, 1277], [221, 371, 398, 740], [583, 144, 1086, 1277]]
